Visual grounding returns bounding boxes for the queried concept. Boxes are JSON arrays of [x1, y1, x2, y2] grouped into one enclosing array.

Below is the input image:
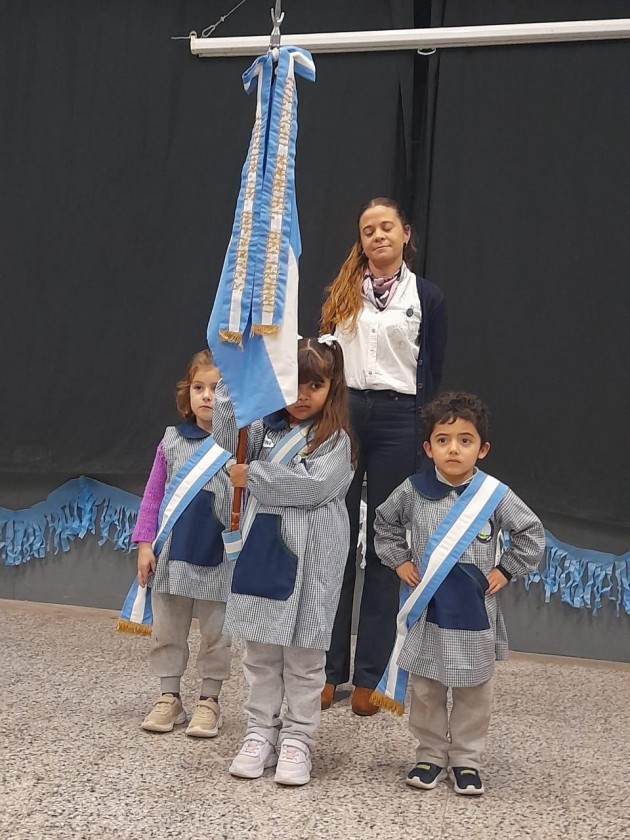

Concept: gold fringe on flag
[[219, 329, 244, 345], [250, 324, 280, 336], [370, 691, 405, 716], [116, 618, 152, 637]]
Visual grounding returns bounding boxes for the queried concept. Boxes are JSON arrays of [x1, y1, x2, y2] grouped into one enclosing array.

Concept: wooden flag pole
[[231, 427, 248, 531]]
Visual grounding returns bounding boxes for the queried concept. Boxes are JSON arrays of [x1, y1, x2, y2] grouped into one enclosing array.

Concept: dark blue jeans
[[326, 388, 417, 689]]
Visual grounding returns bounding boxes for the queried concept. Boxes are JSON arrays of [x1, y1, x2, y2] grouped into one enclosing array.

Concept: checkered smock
[[151, 426, 234, 602], [375, 473, 545, 687], [213, 382, 354, 650]]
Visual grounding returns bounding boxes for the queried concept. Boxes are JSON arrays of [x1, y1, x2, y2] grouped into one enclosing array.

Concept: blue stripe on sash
[[219, 55, 274, 338], [372, 471, 508, 713], [117, 578, 153, 635], [154, 437, 230, 557], [223, 423, 307, 561], [251, 48, 316, 330]]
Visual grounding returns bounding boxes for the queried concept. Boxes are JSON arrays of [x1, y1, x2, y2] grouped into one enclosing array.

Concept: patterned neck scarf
[[362, 265, 403, 310]]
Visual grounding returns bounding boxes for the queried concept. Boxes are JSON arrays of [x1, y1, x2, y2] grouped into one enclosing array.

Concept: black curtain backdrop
[[0, 0, 413, 477], [413, 0, 630, 529], [2, 0, 629, 539]]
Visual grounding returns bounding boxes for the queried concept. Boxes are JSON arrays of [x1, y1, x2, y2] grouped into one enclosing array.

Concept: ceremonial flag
[[207, 47, 315, 428]]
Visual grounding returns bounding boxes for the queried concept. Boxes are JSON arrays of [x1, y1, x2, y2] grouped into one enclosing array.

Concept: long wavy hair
[[320, 197, 417, 335], [175, 349, 217, 420], [297, 338, 356, 465]]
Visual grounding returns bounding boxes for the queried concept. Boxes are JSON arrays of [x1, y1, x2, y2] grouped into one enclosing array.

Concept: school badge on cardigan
[[370, 472, 508, 714]]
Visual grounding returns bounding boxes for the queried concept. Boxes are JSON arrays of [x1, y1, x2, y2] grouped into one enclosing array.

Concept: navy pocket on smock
[[427, 562, 490, 631], [231, 513, 298, 601], [168, 490, 225, 567]]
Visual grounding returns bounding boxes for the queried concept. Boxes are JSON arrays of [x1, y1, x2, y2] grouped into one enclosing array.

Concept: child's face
[[423, 418, 490, 484], [189, 366, 220, 430], [286, 379, 331, 423]]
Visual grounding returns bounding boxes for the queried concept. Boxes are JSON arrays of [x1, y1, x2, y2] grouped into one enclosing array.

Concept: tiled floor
[[1, 600, 628, 840]]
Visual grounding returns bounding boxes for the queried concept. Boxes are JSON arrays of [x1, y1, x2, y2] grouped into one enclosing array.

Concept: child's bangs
[[297, 346, 333, 384], [435, 409, 475, 429], [190, 362, 216, 383]]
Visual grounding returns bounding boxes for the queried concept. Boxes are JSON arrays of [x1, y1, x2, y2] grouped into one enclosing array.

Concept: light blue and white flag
[[207, 47, 316, 429], [371, 471, 508, 714]]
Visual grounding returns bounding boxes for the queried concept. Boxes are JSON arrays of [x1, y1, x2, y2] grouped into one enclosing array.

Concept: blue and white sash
[[117, 578, 153, 636], [153, 436, 231, 557], [222, 423, 308, 562], [371, 471, 508, 713], [117, 435, 231, 635]]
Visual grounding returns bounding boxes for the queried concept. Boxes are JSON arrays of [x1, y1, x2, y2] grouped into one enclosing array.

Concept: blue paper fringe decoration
[[524, 531, 630, 616], [1, 480, 628, 616], [0, 477, 140, 566]]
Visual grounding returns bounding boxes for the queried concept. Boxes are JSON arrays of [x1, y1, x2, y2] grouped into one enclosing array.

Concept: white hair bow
[[317, 334, 338, 347]]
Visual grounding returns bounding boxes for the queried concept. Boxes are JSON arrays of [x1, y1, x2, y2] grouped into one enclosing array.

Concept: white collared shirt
[[334, 264, 421, 395], [435, 467, 477, 487]]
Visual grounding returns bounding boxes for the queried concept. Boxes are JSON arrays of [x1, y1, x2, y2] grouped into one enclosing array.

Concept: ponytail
[[320, 196, 416, 336], [320, 242, 367, 335]]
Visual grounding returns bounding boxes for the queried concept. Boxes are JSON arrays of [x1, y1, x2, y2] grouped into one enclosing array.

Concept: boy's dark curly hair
[[422, 391, 491, 444]]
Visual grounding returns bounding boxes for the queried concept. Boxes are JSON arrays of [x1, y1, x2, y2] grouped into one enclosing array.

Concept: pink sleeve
[[132, 443, 168, 543]]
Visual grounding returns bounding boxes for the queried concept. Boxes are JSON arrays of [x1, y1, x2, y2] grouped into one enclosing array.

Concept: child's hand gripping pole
[[231, 427, 248, 531]]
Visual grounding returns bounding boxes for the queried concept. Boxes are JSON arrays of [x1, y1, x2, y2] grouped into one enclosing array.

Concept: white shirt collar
[[435, 466, 477, 488]]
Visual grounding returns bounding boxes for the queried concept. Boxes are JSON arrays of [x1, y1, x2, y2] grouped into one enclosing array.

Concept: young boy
[[372, 391, 545, 796]]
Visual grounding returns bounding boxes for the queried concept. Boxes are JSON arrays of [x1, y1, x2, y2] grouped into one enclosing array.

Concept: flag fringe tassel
[[250, 324, 280, 336], [370, 691, 404, 716], [219, 330, 243, 345], [116, 618, 152, 636]]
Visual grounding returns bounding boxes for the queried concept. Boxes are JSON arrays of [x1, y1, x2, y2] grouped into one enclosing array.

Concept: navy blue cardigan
[[414, 275, 448, 469]]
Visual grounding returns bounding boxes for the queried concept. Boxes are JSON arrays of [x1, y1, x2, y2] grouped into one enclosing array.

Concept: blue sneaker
[[405, 762, 447, 790], [451, 766, 484, 795]]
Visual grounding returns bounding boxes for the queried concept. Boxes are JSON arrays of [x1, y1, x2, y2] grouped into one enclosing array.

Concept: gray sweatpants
[[150, 591, 231, 697], [242, 641, 326, 749], [408, 674, 495, 770]]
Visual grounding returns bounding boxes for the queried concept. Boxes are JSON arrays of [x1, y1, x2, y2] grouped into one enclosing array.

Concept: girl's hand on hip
[[137, 542, 157, 587], [486, 567, 509, 596], [396, 560, 421, 587], [229, 464, 249, 488]]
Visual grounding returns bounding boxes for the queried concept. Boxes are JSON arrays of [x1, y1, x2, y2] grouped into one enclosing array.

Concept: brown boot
[[321, 683, 335, 710], [351, 687, 380, 716]]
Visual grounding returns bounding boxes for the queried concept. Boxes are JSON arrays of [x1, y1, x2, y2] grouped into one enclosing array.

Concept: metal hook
[[269, 0, 284, 50]]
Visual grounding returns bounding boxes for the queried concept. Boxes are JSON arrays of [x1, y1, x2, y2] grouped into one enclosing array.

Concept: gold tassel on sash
[[369, 691, 405, 716], [116, 618, 152, 637]]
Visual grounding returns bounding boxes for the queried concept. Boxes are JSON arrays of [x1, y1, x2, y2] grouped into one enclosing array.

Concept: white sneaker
[[185, 698, 223, 738], [229, 734, 277, 779], [274, 738, 311, 786]]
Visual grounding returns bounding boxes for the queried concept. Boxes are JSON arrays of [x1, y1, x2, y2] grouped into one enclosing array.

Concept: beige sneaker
[[141, 695, 187, 732], [185, 698, 223, 738]]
